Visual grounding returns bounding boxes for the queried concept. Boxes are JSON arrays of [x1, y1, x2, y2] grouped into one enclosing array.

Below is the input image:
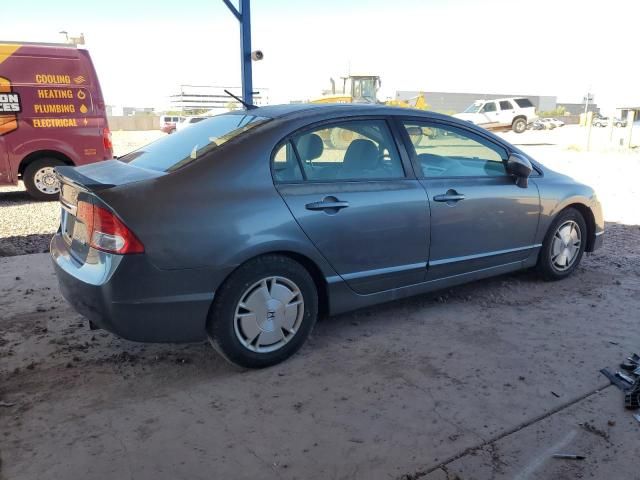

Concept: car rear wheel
[[537, 208, 587, 280], [512, 117, 527, 133], [23, 158, 65, 201], [207, 255, 318, 368]]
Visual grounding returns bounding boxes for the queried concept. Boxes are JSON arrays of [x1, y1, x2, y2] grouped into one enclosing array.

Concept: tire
[[207, 255, 318, 368], [536, 208, 587, 281], [512, 117, 527, 133], [23, 158, 65, 201]]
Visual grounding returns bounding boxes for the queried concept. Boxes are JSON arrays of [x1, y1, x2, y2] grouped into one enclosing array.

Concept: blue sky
[[5, 0, 639, 112]]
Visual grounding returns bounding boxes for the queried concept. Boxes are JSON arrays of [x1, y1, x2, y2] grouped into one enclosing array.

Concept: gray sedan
[[51, 104, 604, 368]]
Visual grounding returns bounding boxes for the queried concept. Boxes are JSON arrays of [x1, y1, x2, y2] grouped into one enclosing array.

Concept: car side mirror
[[506, 153, 533, 188]]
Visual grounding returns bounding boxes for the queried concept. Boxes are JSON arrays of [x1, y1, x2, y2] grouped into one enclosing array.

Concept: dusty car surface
[[51, 104, 604, 368]]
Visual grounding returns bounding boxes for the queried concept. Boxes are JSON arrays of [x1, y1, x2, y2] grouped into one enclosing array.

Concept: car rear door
[[398, 119, 540, 279], [498, 100, 516, 127], [273, 117, 429, 294]]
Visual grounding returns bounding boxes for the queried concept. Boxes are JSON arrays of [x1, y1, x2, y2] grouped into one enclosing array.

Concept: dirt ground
[[1, 127, 640, 479]]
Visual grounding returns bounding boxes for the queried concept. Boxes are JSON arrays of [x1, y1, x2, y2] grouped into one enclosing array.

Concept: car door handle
[[305, 200, 350, 211], [433, 193, 465, 202]]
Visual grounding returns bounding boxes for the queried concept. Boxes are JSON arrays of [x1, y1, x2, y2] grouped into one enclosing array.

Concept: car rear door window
[[276, 120, 404, 182], [499, 101, 514, 110], [402, 122, 508, 178], [272, 141, 303, 182]]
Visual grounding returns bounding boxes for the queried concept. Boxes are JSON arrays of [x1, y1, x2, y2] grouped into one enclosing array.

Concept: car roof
[[477, 97, 527, 102], [228, 103, 452, 121]]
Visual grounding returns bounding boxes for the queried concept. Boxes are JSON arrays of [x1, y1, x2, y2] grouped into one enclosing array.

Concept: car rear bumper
[[50, 233, 214, 343]]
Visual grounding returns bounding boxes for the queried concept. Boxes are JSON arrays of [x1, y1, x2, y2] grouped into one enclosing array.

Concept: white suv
[[454, 98, 537, 133]]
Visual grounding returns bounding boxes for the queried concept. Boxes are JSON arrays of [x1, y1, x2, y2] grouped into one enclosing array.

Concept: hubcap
[[33, 167, 60, 195], [551, 220, 581, 271], [234, 276, 304, 353]]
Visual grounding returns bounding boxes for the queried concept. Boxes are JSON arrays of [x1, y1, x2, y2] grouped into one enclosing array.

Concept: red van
[[0, 42, 112, 200]]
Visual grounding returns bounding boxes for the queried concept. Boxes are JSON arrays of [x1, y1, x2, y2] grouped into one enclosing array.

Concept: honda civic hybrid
[[51, 104, 604, 368]]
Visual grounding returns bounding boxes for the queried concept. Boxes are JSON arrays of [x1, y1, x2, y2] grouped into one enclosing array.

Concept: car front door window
[[402, 123, 508, 178], [480, 102, 497, 113]]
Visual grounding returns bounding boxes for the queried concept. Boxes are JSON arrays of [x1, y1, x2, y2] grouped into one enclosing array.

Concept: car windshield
[[464, 103, 482, 113], [121, 113, 269, 172]]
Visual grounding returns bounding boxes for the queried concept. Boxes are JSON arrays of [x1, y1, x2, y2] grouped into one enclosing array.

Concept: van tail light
[[76, 201, 144, 254], [102, 127, 113, 154]]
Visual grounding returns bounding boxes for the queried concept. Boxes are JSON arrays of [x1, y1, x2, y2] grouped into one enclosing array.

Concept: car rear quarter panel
[[97, 121, 340, 292]]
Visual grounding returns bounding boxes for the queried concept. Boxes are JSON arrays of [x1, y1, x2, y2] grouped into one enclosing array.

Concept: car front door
[[478, 101, 500, 128], [399, 119, 541, 279], [272, 118, 429, 294]]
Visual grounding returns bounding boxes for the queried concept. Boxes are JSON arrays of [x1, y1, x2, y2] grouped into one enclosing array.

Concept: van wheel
[[512, 117, 527, 133], [23, 158, 65, 201], [207, 255, 318, 368]]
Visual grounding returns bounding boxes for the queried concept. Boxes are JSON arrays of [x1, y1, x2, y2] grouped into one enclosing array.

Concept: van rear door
[[0, 135, 9, 183], [1, 72, 19, 183]]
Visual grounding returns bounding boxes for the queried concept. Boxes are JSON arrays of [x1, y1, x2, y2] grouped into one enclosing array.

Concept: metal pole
[[583, 93, 589, 119], [222, 0, 253, 106], [240, 0, 253, 105]]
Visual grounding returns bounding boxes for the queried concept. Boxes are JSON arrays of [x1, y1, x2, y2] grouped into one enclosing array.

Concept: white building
[[169, 85, 269, 113]]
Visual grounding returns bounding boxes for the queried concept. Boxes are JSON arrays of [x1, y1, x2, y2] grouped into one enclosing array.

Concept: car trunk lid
[[56, 160, 164, 262]]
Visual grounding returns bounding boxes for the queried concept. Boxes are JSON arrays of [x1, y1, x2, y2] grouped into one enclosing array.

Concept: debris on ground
[[579, 421, 610, 441], [601, 352, 640, 412], [552, 453, 586, 460]]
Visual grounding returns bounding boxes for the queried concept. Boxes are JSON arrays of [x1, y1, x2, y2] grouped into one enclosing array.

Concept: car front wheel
[[537, 208, 587, 280], [207, 255, 318, 368]]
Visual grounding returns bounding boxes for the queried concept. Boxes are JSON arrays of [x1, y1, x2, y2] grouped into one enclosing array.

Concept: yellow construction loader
[[310, 74, 428, 147], [311, 74, 427, 108]]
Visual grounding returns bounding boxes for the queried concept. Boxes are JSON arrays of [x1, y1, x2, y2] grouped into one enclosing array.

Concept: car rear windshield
[[121, 113, 269, 172], [514, 98, 534, 108]]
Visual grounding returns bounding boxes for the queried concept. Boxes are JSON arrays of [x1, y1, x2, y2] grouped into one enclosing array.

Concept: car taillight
[[102, 127, 113, 153], [76, 201, 144, 254]]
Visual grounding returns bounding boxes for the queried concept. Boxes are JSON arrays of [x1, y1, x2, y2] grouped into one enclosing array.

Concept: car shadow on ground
[[0, 189, 40, 202]]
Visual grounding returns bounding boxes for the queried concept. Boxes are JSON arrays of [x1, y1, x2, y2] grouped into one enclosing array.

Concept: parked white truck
[[454, 97, 537, 133]]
